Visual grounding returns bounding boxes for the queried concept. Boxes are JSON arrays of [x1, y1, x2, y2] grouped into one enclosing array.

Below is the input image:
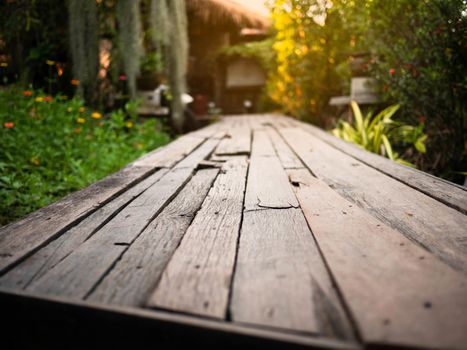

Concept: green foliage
[[361, 0, 467, 179], [267, 0, 466, 181], [267, 0, 351, 124], [0, 0, 69, 90], [220, 38, 276, 71], [0, 86, 171, 225], [140, 51, 163, 73], [332, 101, 427, 167]]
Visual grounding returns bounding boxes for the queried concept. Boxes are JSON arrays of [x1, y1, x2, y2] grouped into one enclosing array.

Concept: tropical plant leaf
[[396, 159, 416, 168], [381, 134, 395, 160], [415, 134, 427, 153], [368, 104, 400, 132], [350, 100, 367, 146]]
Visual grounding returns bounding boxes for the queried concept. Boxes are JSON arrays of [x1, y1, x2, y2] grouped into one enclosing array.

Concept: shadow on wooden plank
[[0, 288, 360, 350]]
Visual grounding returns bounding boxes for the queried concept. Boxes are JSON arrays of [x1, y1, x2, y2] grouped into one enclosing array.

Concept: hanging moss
[[67, 0, 99, 103], [116, 0, 144, 98], [149, 0, 169, 48], [166, 0, 189, 133]]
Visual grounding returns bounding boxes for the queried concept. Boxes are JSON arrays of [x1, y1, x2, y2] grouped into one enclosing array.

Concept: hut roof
[[187, 0, 270, 29]]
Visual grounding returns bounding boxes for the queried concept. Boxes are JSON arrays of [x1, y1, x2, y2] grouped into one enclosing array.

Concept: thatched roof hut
[[187, 0, 270, 29]]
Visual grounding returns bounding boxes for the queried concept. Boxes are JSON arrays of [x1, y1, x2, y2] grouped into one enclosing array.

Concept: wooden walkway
[[0, 115, 466, 349]]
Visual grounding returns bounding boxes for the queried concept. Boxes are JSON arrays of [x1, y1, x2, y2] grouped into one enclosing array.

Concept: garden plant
[[0, 86, 170, 225]]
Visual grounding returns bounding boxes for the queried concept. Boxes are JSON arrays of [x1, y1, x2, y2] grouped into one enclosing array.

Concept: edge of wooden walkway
[[0, 114, 466, 350]]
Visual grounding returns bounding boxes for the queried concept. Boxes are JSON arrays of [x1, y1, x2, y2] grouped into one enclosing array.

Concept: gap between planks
[[20, 137, 224, 300]]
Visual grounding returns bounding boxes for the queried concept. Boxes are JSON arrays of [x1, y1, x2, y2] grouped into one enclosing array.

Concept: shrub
[[362, 0, 467, 180], [266, 0, 466, 181], [0, 86, 171, 225], [332, 101, 426, 167]]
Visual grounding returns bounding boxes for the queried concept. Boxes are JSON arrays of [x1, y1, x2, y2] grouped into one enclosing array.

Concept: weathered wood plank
[[87, 168, 219, 306], [0, 131, 212, 275], [185, 121, 222, 139], [279, 127, 467, 273], [0, 169, 169, 290], [215, 127, 251, 155], [231, 208, 354, 339], [131, 134, 204, 168], [251, 129, 276, 157], [148, 157, 248, 318], [0, 288, 362, 350], [244, 130, 298, 211], [26, 167, 193, 299], [289, 169, 467, 350], [27, 139, 220, 299], [288, 117, 467, 214], [0, 164, 156, 274], [174, 138, 222, 170], [267, 128, 304, 169]]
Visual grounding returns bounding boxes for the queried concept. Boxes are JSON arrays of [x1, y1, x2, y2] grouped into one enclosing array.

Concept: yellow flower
[[35, 97, 44, 102], [91, 112, 102, 119], [46, 60, 55, 66], [77, 117, 85, 124], [125, 121, 134, 128], [30, 157, 40, 166], [0, 62, 8, 67], [79, 107, 85, 113], [67, 107, 73, 113]]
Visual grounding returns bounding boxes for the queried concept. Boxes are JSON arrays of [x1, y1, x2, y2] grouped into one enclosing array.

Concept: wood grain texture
[[215, 127, 251, 155], [174, 138, 222, 169], [267, 128, 304, 169], [88, 169, 219, 306], [148, 157, 248, 319], [289, 169, 467, 350], [0, 164, 156, 274], [244, 130, 299, 211], [289, 117, 467, 214], [26, 167, 195, 299], [231, 208, 354, 339], [0, 169, 169, 290], [131, 135, 204, 168], [25, 136, 219, 299], [279, 127, 467, 273], [251, 129, 276, 157]]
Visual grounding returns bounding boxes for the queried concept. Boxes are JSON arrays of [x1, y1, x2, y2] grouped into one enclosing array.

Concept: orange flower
[[23, 90, 33, 97], [74, 127, 82, 134], [44, 96, 53, 102], [79, 107, 85, 113], [70, 79, 80, 86], [4, 122, 14, 128], [91, 112, 102, 119], [389, 68, 396, 75]]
